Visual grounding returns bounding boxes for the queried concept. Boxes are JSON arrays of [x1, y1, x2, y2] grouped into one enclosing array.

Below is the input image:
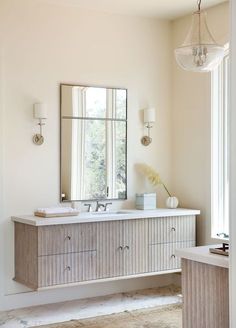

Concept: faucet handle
[[104, 202, 112, 211], [98, 204, 105, 212], [84, 203, 92, 212]]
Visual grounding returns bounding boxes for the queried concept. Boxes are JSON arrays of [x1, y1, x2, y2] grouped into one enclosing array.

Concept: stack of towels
[[35, 207, 79, 216]]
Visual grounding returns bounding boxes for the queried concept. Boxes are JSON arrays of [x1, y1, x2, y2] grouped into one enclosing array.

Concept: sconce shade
[[34, 103, 47, 119], [144, 108, 155, 123]]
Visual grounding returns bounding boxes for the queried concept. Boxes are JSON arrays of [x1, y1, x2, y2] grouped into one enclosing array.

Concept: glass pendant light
[[175, 0, 225, 72]]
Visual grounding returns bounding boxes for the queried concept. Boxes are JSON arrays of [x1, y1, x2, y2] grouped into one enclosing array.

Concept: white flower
[[136, 163, 171, 197]]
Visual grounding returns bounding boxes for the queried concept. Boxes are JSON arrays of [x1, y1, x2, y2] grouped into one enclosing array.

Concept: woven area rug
[[35, 304, 182, 328]]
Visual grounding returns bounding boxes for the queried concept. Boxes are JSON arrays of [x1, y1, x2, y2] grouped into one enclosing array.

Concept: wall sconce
[[33, 103, 47, 145], [141, 108, 156, 146]]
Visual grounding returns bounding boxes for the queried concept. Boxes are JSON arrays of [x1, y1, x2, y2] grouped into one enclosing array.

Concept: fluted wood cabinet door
[[38, 251, 97, 287], [149, 215, 196, 244], [148, 240, 195, 272], [38, 223, 97, 256], [148, 216, 196, 272], [97, 221, 123, 279], [123, 219, 148, 276]]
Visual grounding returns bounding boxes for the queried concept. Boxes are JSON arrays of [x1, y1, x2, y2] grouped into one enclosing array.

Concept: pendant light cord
[[197, 0, 202, 11]]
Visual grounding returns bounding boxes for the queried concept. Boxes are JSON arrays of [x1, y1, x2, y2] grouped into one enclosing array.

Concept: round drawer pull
[[65, 266, 71, 271], [118, 246, 123, 250], [124, 245, 130, 250], [171, 227, 176, 232], [66, 236, 72, 240], [171, 254, 176, 259]]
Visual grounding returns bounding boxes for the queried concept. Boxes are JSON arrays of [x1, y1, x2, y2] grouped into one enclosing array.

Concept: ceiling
[[46, 0, 227, 19]]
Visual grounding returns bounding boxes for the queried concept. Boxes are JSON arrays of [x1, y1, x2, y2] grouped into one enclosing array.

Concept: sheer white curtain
[[71, 87, 85, 200]]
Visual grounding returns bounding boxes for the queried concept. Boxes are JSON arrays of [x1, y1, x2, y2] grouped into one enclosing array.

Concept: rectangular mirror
[[60, 84, 127, 202]]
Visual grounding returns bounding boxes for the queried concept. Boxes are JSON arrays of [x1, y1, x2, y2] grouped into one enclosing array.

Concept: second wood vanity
[[176, 245, 229, 328], [12, 208, 199, 290]]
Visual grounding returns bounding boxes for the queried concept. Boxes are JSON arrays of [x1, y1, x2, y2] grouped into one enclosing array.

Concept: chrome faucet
[[84, 203, 93, 212], [104, 202, 112, 211], [95, 201, 105, 212]]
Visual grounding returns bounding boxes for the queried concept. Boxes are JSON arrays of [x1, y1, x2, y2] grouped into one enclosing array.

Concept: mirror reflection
[[61, 85, 127, 119], [60, 84, 127, 202]]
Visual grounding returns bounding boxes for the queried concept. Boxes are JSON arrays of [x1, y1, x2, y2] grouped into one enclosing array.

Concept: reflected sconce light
[[174, 0, 224, 72], [141, 108, 156, 146], [33, 103, 47, 145]]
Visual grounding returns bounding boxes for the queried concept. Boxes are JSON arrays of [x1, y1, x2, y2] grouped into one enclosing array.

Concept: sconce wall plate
[[141, 135, 152, 146], [33, 133, 44, 145]]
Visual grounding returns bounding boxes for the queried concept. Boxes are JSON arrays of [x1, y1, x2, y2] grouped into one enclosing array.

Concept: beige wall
[[171, 2, 229, 245], [0, 0, 173, 309]]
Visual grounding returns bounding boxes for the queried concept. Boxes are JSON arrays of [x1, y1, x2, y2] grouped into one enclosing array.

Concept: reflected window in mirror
[[60, 84, 127, 202]]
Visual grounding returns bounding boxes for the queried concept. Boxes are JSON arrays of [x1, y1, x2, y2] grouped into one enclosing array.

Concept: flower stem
[[162, 183, 171, 197]]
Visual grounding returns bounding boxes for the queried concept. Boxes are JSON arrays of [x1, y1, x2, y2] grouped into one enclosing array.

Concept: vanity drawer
[[148, 215, 196, 244], [38, 251, 97, 287], [38, 223, 97, 256], [148, 240, 195, 272]]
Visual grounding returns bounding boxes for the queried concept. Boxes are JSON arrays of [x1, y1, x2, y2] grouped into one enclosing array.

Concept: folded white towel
[[36, 207, 78, 214]]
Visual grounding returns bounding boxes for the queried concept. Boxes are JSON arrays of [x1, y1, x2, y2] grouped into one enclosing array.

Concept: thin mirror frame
[[60, 83, 128, 203]]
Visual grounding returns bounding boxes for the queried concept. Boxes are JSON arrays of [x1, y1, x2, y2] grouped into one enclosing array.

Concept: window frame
[[211, 48, 230, 240]]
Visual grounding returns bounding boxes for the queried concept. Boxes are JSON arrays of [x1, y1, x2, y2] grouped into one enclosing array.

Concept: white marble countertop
[[176, 244, 229, 269], [11, 208, 200, 226]]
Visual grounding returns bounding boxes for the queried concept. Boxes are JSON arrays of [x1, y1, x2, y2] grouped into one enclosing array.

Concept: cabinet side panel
[[182, 258, 229, 328], [14, 222, 38, 289]]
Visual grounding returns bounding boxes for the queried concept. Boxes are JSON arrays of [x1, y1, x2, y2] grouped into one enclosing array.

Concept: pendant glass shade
[[175, 10, 225, 72]]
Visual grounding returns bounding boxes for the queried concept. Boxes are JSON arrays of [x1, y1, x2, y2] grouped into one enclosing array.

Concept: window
[[211, 49, 229, 239]]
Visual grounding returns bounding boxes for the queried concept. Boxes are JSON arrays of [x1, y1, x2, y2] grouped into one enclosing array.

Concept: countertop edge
[[11, 208, 200, 226], [176, 245, 229, 269]]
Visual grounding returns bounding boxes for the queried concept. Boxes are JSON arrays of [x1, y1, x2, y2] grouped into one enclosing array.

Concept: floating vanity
[[176, 245, 229, 328], [12, 208, 199, 290]]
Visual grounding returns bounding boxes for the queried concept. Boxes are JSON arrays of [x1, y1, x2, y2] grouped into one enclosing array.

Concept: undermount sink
[[91, 211, 132, 215]]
